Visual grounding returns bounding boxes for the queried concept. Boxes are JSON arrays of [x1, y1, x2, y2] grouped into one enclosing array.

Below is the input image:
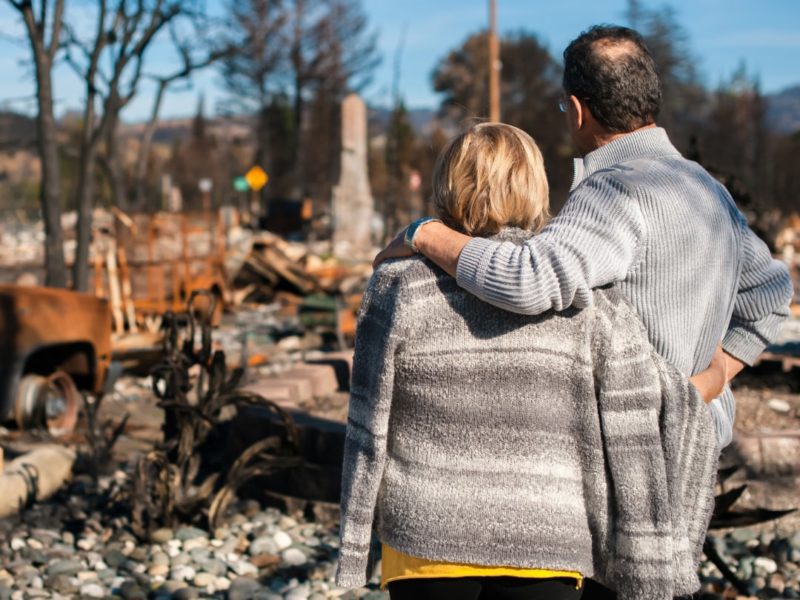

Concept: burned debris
[[131, 290, 304, 537], [0, 226, 362, 597], [0, 285, 112, 435]]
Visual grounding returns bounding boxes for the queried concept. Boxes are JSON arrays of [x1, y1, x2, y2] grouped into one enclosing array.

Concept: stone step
[[240, 377, 312, 407], [734, 431, 800, 477], [281, 365, 339, 398]]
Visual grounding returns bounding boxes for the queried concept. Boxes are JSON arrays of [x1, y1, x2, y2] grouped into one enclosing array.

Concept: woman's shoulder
[[361, 257, 440, 314], [370, 256, 441, 292]]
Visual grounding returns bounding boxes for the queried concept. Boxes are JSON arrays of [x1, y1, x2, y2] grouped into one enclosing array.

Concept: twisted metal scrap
[[132, 290, 302, 539], [703, 464, 796, 595]]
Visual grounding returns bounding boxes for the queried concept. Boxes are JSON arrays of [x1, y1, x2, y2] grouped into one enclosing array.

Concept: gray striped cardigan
[[336, 231, 719, 600]]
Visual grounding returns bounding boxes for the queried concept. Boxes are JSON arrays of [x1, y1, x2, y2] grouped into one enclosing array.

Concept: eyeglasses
[[558, 97, 568, 113]]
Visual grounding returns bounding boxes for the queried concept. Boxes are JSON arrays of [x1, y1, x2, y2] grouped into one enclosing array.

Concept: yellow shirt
[[381, 544, 583, 589]]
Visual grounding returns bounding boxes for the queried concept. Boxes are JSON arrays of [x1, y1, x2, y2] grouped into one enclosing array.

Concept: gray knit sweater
[[456, 128, 793, 448], [336, 235, 719, 600]]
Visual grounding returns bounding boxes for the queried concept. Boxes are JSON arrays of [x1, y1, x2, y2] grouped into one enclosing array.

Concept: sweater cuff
[[707, 392, 734, 450], [456, 237, 497, 295], [722, 326, 767, 366], [335, 551, 369, 589]]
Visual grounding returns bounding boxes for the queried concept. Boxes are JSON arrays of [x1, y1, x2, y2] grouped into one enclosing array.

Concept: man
[[375, 25, 793, 451]]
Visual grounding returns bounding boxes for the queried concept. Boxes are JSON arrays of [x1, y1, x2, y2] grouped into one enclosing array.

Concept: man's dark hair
[[563, 25, 662, 133]]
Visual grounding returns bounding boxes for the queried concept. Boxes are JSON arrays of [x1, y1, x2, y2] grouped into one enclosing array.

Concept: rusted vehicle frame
[[0, 285, 112, 428]]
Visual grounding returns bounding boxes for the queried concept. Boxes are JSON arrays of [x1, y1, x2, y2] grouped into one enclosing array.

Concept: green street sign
[[233, 176, 249, 192]]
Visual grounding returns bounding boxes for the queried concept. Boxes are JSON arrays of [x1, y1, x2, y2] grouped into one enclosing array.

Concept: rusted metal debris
[[0, 285, 112, 435], [15, 371, 82, 434], [96, 210, 369, 338], [131, 290, 303, 539], [233, 233, 366, 291], [0, 445, 76, 518], [703, 465, 797, 595]]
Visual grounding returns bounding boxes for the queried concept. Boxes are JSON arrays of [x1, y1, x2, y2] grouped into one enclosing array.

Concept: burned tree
[[63, 0, 198, 292], [133, 19, 231, 211], [432, 31, 569, 205], [625, 0, 707, 149], [293, 0, 379, 197], [219, 0, 286, 174], [220, 0, 378, 199], [7, 0, 67, 288]]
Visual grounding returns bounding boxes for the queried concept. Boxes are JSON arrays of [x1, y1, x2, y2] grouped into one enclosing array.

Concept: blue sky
[[0, 0, 798, 122]]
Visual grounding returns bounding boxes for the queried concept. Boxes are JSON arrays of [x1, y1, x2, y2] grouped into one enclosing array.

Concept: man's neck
[[580, 123, 658, 157]]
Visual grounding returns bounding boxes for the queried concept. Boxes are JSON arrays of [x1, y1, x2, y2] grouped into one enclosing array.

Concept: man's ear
[[568, 95, 583, 129]]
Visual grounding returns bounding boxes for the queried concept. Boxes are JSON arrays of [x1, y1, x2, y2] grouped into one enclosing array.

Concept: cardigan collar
[[485, 226, 535, 245], [570, 126, 681, 190]]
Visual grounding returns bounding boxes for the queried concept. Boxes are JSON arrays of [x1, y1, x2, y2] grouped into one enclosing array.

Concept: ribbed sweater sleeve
[[456, 171, 645, 315], [722, 223, 793, 365], [336, 265, 405, 589]]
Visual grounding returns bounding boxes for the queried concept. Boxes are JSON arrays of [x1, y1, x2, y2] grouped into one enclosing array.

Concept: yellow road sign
[[245, 166, 269, 191]]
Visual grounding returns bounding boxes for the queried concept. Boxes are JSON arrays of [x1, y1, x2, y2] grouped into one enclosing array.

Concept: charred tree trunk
[[290, 0, 305, 197], [13, 0, 68, 287], [73, 138, 99, 293], [33, 48, 67, 288], [104, 105, 128, 212], [292, 70, 304, 196], [72, 83, 104, 293], [134, 80, 168, 211]]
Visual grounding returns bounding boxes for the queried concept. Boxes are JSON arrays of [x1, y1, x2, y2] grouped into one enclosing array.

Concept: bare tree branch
[[47, 0, 64, 60], [133, 8, 233, 208]]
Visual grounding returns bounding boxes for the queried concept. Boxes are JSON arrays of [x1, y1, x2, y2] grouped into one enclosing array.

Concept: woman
[[336, 123, 720, 600]]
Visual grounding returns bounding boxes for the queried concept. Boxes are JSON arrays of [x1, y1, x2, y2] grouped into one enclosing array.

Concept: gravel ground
[[0, 472, 387, 600], [698, 530, 800, 599], [1, 469, 798, 600]]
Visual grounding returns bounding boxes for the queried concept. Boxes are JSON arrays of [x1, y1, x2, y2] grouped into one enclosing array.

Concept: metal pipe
[[488, 0, 501, 122], [0, 446, 76, 519]]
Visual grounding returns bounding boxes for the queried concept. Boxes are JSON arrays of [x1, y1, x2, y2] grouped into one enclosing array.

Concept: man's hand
[[373, 228, 414, 268], [374, 220, 470, 276], [690, 345, 728, 403]]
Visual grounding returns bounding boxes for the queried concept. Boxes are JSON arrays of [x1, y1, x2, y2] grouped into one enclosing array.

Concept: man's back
[[606, 152, 742, 375], [455, 127, 793, 446]]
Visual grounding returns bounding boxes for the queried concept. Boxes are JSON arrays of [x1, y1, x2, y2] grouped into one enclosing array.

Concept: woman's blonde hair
[[431, 122, 550, 237]]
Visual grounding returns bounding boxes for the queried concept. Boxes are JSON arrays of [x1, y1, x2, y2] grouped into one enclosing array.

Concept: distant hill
[[766, 86, 800, 134], [120, 114, 254, 145], [407, 108, 438, 135], [1, 87, 793, 154], [368, 106, 438, 137]]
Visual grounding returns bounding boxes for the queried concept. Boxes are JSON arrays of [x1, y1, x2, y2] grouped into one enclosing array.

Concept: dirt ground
[[722, 366, 800, 535]]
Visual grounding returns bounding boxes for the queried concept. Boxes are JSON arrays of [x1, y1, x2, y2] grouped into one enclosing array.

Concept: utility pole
[[488, 0, 501, 122]]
